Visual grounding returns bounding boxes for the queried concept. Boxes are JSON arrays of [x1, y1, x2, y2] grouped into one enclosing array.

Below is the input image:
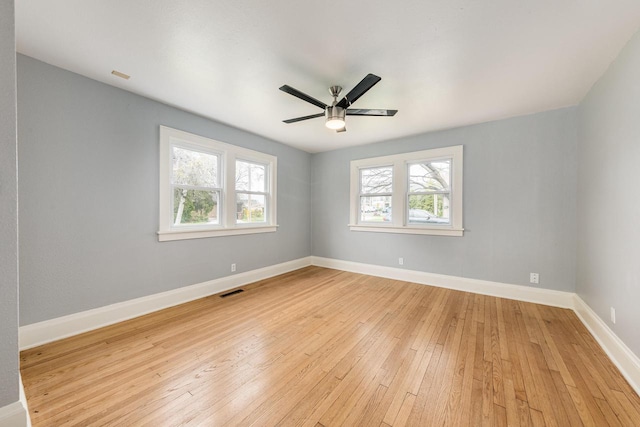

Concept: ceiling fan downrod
[[325, 86, 346, 130]]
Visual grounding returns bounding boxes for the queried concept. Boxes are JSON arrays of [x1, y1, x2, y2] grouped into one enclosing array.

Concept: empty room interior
[[2, 1, 640, 426]]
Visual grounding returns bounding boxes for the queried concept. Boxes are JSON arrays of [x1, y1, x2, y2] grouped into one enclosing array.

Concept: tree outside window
[[171, 146, 221, 225]]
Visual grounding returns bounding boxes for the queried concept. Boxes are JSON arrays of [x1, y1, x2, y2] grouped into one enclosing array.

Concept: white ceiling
[[15, 1, 640, 153]]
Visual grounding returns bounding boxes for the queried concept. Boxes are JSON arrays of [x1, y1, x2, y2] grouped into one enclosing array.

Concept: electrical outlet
[[399, 257, 404, 266], [529, 273, 539, 284], [611, 307, 616, 324], [231, 263, 236, 272]]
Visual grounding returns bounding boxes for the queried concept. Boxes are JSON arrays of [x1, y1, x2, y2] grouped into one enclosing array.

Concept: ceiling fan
[[279, 73, 398, 133]]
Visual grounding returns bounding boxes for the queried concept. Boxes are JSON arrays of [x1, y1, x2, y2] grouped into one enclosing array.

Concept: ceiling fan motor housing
[[325, 105, 346, 128], [325, 85, 346, 129]]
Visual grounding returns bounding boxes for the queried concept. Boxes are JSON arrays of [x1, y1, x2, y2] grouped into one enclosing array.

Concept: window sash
[[236, 192, 268, 224], [235, 159, 270, 225], [169, 144, 223, 230], [170, 144, 222, 186], [406, 193, 451, 226], [358, 165, 393, 222], [407, 190, 450, 196], [358, 165, 394, 195], [236, 159, 268, 190], [171, 187, 222, 227], [172, 184, 222, 192]]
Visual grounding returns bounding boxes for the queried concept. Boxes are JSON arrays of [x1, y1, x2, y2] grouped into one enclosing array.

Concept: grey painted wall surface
[[312, 108, 578, 292], [18, 55, 311, 325], [577, 29, 640, 356], [0, 0, 19, 408]]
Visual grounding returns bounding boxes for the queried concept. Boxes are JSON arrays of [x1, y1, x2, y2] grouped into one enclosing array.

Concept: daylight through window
[[349, 146, 463, 236], [159, 126, 277, 241], [236, 160, 268, 224], [171, 146, 221, 226]]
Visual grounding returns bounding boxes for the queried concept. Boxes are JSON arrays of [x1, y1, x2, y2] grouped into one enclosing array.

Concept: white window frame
[[235, 159, 271, 224], [358, 165, 394, 224], [349, 145, 463, 237], [158, 126, 277, 241]]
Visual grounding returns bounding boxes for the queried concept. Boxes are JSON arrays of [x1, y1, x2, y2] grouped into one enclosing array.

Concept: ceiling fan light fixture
[[325, 106, 346, 130]]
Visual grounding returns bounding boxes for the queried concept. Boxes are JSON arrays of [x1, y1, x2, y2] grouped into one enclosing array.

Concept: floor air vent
[[220, 289, 244, 298]]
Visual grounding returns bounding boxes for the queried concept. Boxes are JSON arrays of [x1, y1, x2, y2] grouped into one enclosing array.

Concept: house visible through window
[[159, 126, 277, 241], [407, 160, 451, 225], [349, 145, 463, 236], [359, 166, 393, 223]]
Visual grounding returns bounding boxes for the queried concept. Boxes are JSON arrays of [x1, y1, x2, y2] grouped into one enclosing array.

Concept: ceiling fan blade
[[336, 74, 382, 108], [346, 109, 398, 116], [283, 112, 325, 124], [279, 85, 328, 110]]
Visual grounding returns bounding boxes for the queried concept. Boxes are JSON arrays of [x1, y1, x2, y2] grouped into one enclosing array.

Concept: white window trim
[[158, 126, 277, 241], [349, 145, 464, 237]]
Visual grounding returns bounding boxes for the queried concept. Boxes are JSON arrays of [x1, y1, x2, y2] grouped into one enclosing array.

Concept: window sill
[[158, 225, 278, 241], [348, 224, 464, 237]]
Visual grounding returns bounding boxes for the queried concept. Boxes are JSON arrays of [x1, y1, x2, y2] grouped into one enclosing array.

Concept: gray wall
[[312, 108, 578, 292], [17, 55, 312, 325], [577, 29, 640, 356], [0, 0, 19, 408]]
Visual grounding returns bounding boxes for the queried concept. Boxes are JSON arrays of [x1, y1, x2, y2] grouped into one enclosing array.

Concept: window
[[171, 146, 221, 227], [159, 126, 277, 241], [407, 159, 451, 225], [359, 166, 393, 223], [235, 160, 268, 224], [349, 145, 463, 236]]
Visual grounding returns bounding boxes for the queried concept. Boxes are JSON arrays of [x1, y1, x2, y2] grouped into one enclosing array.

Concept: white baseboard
[[19, 256, 312, 350], [0, 400, 28, 427], [0, 374, 31, 427], [311, 256, 575, 308], [573, 295, 640, 394], [19, 375, 31, 427]]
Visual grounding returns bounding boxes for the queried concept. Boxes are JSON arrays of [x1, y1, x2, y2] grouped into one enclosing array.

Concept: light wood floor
[[21, 267, 640, 426]]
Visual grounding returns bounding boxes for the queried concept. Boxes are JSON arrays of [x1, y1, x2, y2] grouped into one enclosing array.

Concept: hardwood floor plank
[[481, 360, 494, 426], [416, 293, 467, 426], [502, 360, 522, 427], [20, 267, 640, 426], [490, 298, 506, 408], [593, 397, 624, 427], [392, 392, 416, 426], [470, 378, 484, 426], [448, 302, 478, 426], [503, 299, 529, 402], [611, 389, 640, 426], [516, 398, 534, 427], [549, 370, 586, 426], [494, 403, 508, 427]]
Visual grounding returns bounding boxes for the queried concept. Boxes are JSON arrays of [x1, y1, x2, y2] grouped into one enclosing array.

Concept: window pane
[[173, 188, 219, 225], [235, 160, 249, 191], [360, 166, 393, 194], [172, 146, 218, 187], [236, 193, 266, 223], [250, 163, 266, 192], [408, 194, 450, 224], [236, 161, 267, 192], [360, 196, 392, 222], [409, 160, 450, 192]]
